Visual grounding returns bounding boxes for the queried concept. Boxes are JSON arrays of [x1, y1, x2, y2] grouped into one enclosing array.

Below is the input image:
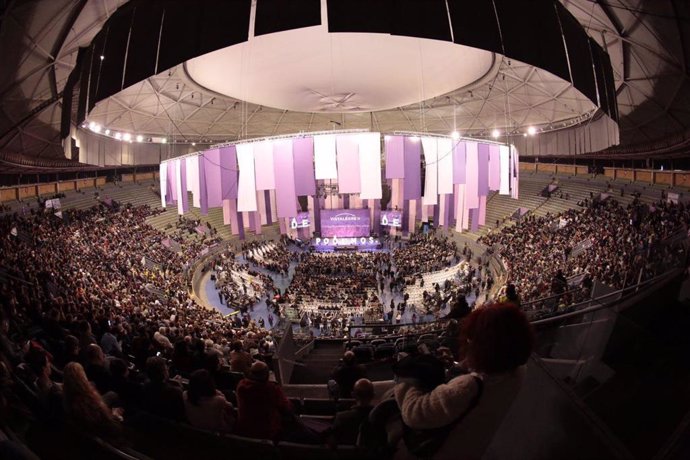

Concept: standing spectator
[[331, 351, 366, 399], [235, 361, 291, 440]]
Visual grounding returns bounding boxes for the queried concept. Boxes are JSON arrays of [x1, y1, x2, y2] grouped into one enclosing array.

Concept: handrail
[[530, 267, 682, 326]]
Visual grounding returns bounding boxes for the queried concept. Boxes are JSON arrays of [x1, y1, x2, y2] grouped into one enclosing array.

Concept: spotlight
[[192, 142, 196, 146], [491, 129, 500, 139], [114, 132, 122, 140], [161, 138, 167, 143], [93, 124, 101, 133], [100, 55, 104, 61], [451, 131, 460, 140], [123, 133, 131, 142], [88, 121, 95, 130], [136, 135, 143, 142], [104, 129, 110, 135], [527, 126, 537, 136]]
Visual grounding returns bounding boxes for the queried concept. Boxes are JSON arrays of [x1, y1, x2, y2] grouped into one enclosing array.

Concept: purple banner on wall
[[293, 137, 316, 196], [273, 140, 297, 218], [320, 209, 371, 237], [219, 146, 238, 200], [385, 135, 405, 179], [403, 137, 421, 200], [478, 143, 490, 196]]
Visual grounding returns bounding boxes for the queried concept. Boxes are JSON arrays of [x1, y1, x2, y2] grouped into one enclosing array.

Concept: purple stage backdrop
[[320, 209, 370, 237], [380, 210, 402, 227]]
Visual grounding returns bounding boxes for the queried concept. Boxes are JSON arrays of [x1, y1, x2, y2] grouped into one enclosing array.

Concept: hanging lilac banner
[[203, 149, 223, 208], [421, 137, 438, 206], [477, 143, 490, 197], [385, 135, 405, 179], [314, 134, 338, 180], [359, 132, 383, 199], [293, 137, 316, 196], [437, 137, 454, 194], [219, 146, 238, 200], [185, 156, 200, 208], [166, 159, 176, 205], [253, 141, 276, 191], [488, 145, 500, 191], [465, 142, 479, 209], [236, 144, 257, 212], [273, 139, 297, 218], [199, 153, 208, 214], [159, 163, 168, 208], [403, 137, 421, 200], [499, 145, 510, 195], [336, 134, 361, 194], [176, 159, 188, 215], [453, 142, 467, 185]]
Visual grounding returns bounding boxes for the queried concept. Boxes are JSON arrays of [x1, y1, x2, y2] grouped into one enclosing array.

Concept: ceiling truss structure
[[0, 0, 688, 159]]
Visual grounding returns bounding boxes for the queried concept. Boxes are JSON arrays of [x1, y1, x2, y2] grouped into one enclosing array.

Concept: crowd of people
[[242, 239, 294, 276], [0, 203, 286, 451], [481, 196, 689, 307], [392, 233, 459, 276]]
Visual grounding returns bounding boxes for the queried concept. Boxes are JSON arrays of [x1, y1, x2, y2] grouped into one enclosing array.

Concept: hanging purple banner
[[293, 137, 316, 196], [403, 137, 421, 200], [385, 135, 405, 179], [273, 140, 297, 218], [203, 149, 223, 208], [336, 134, 361, 194], [453, 142, 466, 185], [488, 145, 500, 191], [166, 160, 176, 205], [477, 143, 490, 197], [219, 146, 238, 200]]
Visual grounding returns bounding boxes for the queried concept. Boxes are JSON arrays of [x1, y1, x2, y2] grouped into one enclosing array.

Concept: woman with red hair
[[393, 303, 534, 460]]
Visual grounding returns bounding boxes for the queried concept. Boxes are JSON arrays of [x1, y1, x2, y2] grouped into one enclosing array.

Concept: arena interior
[[1, 1, 690, 459]]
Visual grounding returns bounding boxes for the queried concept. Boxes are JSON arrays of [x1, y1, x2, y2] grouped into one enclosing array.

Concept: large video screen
[[320, 209, 370, 237], [380, 210, 402, 227]]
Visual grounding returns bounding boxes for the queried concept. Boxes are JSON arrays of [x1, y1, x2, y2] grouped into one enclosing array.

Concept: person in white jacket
[[394, 302, 534, 460]]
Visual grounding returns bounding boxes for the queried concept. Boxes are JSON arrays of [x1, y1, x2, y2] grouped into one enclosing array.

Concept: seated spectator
[[331, 351, 366, 398], [183, 369, 235, 433], [331, 378, 375, 446], [393, 303, 533, 460], [140, 356, 186, 422], [108, 358, 141, 410], [83, 344, 111, 395], [99, 324, 122, 357], [62, 362, 122, 440], [228, 341, 252, 375], [235, 361, 291, 440]]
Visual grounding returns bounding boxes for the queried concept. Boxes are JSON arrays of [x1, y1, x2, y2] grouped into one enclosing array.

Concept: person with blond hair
[[62, 362, 122, 439]]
